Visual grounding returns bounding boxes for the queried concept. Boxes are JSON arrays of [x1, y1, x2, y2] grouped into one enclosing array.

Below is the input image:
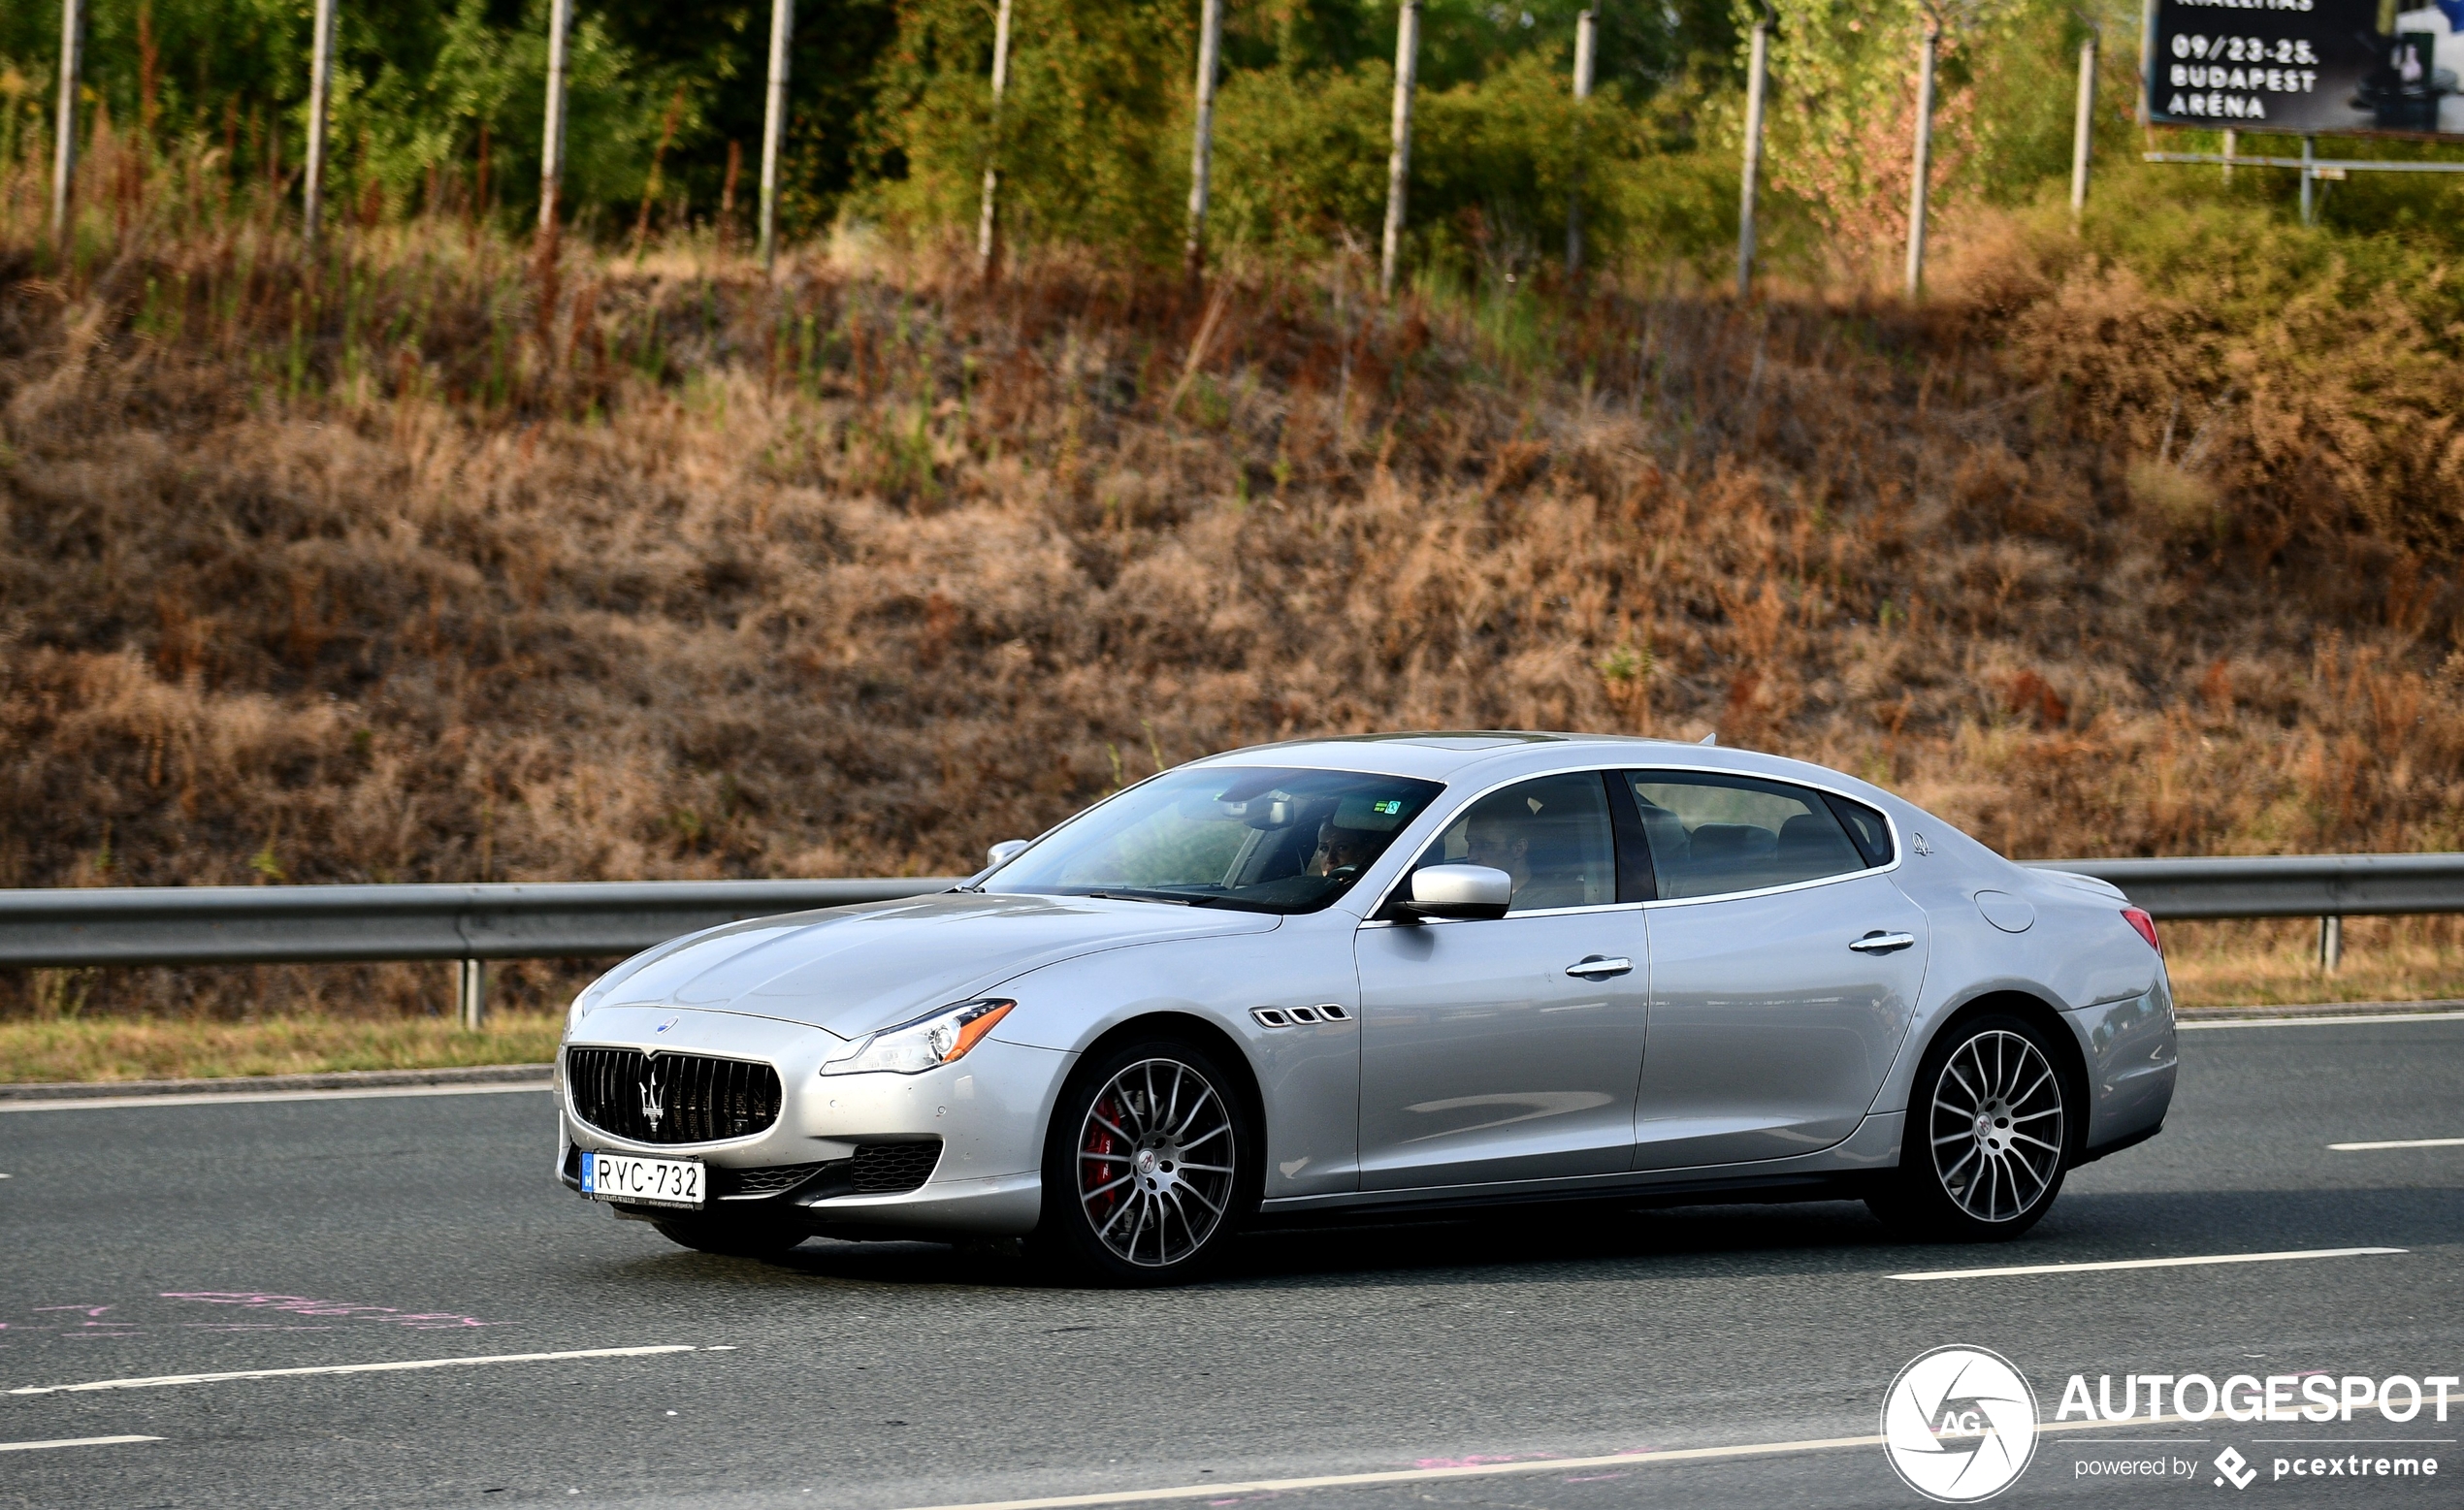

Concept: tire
[[1869, 1012, 2072, 1242], [1033, 1036, 1259, 1285], [650, 1213, 809, 1259]]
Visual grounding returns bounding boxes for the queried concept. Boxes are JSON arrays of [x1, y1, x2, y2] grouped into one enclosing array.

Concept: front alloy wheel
[[1039, 1040, 1253, 1283], [1871, 1012, 2070, 1240]]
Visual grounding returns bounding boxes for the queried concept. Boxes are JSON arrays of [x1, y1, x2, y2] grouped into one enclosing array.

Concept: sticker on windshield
[[1336, 795, 1411, 831]]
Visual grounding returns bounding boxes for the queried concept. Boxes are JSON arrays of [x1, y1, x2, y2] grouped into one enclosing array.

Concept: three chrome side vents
[[1251, 1004, 1351, 1029]]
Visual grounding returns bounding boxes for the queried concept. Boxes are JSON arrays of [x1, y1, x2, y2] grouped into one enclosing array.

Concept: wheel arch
[[1909, 989, 2093, 1163]]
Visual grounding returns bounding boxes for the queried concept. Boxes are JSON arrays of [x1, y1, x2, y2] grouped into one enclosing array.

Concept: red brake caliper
[[1083, 1093, 1121, 1224]]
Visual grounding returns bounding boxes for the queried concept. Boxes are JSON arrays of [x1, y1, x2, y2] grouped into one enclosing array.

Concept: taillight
[[2122, 907, 2161, 955]]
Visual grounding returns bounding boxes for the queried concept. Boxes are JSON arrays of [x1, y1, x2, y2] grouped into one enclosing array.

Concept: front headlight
[[821, 999, 1015, 1076]]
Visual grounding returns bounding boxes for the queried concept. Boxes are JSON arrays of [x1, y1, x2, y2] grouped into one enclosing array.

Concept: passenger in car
[[1464, 811, 1534, 898]]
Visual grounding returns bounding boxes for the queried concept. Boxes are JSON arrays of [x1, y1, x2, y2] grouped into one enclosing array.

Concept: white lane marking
[[883, 1416, 2199, 1510], [2179, 1010, 2464, 1030], [1889, 1246, 2405, 1281], [9, 1344, 695, 1396], [2330, 1137, 2464, 1151], [0, 1435, 163, 1453], [0, 1082, 549, 1113]]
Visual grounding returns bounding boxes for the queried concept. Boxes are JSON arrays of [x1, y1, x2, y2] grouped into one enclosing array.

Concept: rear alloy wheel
[[650, 1214, 807, 1260], [1870, 1012, 2070, 1241], [1037, 1040, 1255, 1285]]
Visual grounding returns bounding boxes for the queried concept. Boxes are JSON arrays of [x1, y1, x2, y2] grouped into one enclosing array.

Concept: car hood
[[576, 890, 1281, 1041]]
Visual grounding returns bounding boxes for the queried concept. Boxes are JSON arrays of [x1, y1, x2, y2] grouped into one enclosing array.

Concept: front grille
[[851, 1141, 941, 1195], [566, 1046, 783, 1145]]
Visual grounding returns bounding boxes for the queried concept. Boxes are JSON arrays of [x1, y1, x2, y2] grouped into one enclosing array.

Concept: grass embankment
[[3, 178, 2462, 1021], [0, 1013, 564, 1083]]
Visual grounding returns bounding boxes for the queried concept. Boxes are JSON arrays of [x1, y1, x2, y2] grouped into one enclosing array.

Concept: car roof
[[1177, 731, 1897, 806]]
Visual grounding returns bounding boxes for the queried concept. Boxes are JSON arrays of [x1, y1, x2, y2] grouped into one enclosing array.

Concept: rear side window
[[1823, 792, 1896, 869], [1618, 772, 1875, 900]]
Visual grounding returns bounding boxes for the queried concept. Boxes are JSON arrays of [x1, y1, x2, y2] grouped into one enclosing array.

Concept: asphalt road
[[2, 1015, 2459, 1510]]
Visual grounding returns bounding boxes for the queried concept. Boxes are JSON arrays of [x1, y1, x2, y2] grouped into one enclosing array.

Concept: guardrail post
[[457, 957, 486, 1030], [2318, 916, 2341, 975]]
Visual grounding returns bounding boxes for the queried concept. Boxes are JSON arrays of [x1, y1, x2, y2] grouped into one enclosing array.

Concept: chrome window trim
[[1360, 760, 1905, 922]]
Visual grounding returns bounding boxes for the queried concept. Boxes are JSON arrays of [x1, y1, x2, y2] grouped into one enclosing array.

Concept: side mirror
[[986, 839, 1031, 869], [1394, 864, 1513, 922]]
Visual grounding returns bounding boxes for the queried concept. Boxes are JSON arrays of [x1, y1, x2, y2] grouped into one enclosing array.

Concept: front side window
[[987, 766, 1444, 915], [1619, 772, 1874, 900], [1410, 773, 1618, 914]]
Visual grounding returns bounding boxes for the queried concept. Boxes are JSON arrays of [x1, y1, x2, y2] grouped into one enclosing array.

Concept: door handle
[[1848, 931, 1917, 953], [1565, 955, 1634, 979]]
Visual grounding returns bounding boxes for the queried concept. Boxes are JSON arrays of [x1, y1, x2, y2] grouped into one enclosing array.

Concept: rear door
[[1618, 771, 1929, 1171]]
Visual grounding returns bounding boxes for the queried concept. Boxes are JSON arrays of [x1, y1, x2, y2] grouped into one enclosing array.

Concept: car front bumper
[[556, 1005, 1067, 1237]]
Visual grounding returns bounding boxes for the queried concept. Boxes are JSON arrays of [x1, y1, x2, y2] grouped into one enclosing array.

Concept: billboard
[[2146, 0, 2464, 137]]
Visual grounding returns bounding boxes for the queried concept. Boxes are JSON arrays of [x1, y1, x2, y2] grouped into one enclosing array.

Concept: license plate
[[578, 1151, 704, 1209]]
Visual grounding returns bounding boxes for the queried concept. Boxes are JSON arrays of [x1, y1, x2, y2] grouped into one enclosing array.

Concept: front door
[[1617, 770, 1929, 1171], [1355, 772, 1648, 1190]]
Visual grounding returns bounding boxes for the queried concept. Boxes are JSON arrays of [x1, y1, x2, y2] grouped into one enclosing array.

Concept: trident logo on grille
[[639, 1056, 666, 1133]]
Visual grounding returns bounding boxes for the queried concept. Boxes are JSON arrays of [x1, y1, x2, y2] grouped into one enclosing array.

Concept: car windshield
[[983, 766, 1446, 915]]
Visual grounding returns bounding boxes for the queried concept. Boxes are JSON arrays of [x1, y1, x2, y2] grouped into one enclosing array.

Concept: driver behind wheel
[[1307, 819, 1378, 878]]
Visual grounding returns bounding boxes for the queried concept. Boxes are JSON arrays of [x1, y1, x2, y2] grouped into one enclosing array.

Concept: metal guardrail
[[0, 879, 960, 969], [2021, 853, 2464, 921], [0, 879, 960, 1024], [1, 853, 2456, 1020]]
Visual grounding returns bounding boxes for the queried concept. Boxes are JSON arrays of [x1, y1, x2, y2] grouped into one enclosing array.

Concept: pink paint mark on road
[[162, 1293, 500, 1329], [33, 1305, 113, 1317], [1412, 1454, 1559, 1470]]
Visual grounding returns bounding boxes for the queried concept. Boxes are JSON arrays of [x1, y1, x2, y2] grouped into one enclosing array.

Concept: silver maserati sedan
[[556, 733, 2176, 1282]]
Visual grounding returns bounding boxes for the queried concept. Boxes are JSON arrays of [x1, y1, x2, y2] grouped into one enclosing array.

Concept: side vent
[[1251, 1005, 1352, 1029]]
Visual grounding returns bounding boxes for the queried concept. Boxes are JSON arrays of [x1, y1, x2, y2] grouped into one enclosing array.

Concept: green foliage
[[1208, 50, 1736, 273], [864, 0, 1189, 257], [0, 0, 893, 235], [8, 0, 2464, 284]]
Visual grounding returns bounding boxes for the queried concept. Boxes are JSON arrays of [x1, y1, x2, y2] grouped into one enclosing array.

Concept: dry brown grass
[[3, 199, 2461, 1017], [2163, 917, 2464, 1010], [0, 1011, 563, 1082]]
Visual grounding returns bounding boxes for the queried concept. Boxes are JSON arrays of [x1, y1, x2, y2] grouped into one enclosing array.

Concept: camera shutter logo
[[1881, 1346, 2039, 1502]]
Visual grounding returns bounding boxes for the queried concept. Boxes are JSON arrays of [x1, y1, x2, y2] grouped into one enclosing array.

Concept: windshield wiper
[[1079, 889, 1204, 907]]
